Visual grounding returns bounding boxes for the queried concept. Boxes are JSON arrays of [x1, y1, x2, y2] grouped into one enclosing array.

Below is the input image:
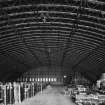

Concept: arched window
[[30, 78, 32, 82], [40, 78, 42, 82], [51, 78, 53, 82], [26, 78, 28, 82], [54, 78, 57, 82], [38, 78, 40, 82], [35, 78, 37, 81], [43, 78, 45, 82], [49, 78, 51, 82], [32, 78, 34, 82], [46, 78, 48, 82]]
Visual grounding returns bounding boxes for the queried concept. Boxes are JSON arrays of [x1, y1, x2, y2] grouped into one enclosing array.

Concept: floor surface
[[15, 85, 76, 105]]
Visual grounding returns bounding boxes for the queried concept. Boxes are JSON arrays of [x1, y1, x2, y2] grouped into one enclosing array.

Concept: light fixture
[[64, 75, 67, 78]]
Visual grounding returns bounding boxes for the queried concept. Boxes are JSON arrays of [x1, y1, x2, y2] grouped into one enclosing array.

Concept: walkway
[[15, 85, 76, 105]]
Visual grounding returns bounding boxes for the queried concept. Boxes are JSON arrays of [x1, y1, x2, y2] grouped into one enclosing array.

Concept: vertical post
[[24, 84, 27, 99], [31, 83, 34, 97], [4, 85, 6, 105], [31, 84, 32, 97], [14, 82, 21, 104], [33, 83, 34, 96], [18, 84, 21, 103], [41, 82, 42, 93], [1, 85, 3, 101], [9, 83, 12, 105], [28, 84, 29, 98], [36, 83, 37, 94], [14, 82, 17, 104]]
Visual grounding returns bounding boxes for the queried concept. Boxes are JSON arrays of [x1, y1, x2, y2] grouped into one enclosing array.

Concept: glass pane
[[40, 78, 42, 82], [54, 78, 57, 82], [49, 78, 51, 82], [35, 78, 37, 81], [46, 78, 48, 82], [51, 78, 53, 82], [43, 78, 45, 82], [38, 78, 40, 82], [32, 78, 34, 81]]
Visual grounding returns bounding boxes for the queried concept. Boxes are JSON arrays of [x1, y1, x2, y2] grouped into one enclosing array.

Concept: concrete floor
[[15, 85, 76, 105]]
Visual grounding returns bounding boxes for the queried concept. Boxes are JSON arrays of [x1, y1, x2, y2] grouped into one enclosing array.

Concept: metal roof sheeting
[[0, 0, 105, 81]]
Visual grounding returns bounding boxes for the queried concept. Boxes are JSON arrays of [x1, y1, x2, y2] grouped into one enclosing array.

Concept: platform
[[14, 85, 76, 105]]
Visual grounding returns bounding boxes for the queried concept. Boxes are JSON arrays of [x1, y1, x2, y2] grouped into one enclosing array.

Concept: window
[[26, 78, 28, 82], [51, 78, 53, 82], [46, 78, 48, 82], [54, 78, 57, 82], [49, 78, 51, 82], [32, 78, 34, 82], [35, 78, 37, 81], [38, 78, 40, 82], [30, 78, 32, 81], [40, 78, 42, 82], [43, 78, 45, 82]]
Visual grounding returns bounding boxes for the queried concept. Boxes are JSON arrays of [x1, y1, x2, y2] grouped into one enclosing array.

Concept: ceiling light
[[64, 75, 67, 78]]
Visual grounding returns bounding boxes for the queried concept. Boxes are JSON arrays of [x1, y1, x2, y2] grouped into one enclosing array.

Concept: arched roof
[[0, 0, 105, 81]]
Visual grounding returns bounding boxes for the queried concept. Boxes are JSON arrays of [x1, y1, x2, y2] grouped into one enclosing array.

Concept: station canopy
[[0, 0, 105, 81]]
